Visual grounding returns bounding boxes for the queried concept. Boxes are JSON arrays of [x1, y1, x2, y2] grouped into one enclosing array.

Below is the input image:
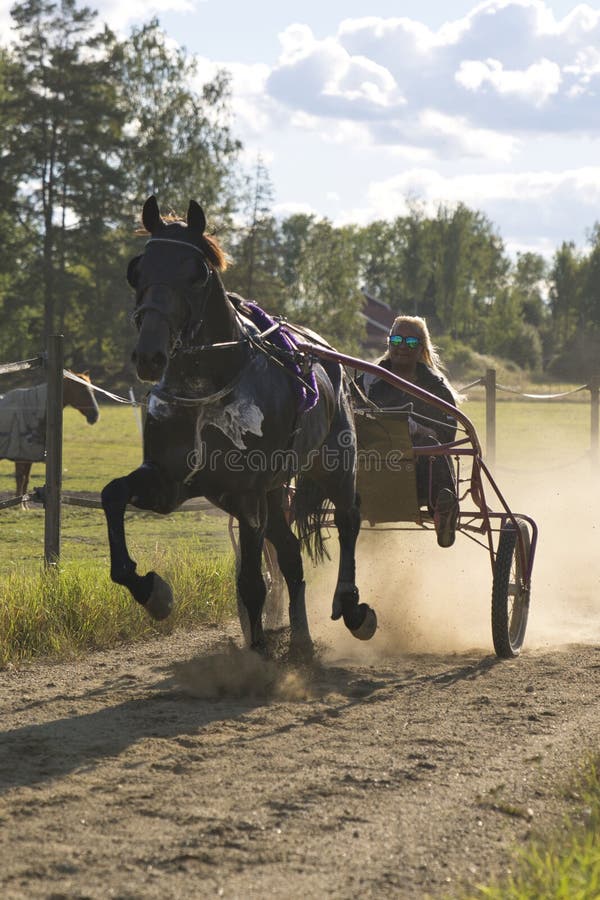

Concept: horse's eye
[[127, 255, 142, 288], [178, 257, 209, 285], [192, 259, 211, 285]]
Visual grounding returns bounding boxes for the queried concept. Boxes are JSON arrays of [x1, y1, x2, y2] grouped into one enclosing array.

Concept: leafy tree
[[512, 252, 548, 328], [356, 219, 406, 308], [1, 3, 244, 375], [429, 203, 508, 340], [5, 0, 126, 344], [281, 217, 364, 351], [549, 242, 582, 342], [224, 158, 287, 309], [119, 19, 241, 224]]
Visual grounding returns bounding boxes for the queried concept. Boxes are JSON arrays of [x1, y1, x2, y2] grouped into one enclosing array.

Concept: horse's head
[[64, 371, 100, 424], [128, 196, 224, 383]]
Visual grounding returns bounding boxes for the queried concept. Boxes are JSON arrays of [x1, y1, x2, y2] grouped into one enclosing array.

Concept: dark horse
[[101, 196, 377, 655]]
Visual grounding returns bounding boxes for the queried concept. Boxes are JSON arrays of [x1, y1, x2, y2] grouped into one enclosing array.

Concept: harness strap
[[151, 367, 246, 407], [231, 305, 319, 402]]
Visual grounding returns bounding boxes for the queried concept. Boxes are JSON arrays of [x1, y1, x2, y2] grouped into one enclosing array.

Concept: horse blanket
[[0, 383, 47, 461]]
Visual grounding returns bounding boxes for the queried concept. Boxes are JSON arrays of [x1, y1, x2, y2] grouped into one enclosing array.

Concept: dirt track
[[1, 622, 599, 899], [1, 476, 600, 898]]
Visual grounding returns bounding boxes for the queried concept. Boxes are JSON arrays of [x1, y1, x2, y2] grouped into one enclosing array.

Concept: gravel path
[[0, 623, 598, 899]]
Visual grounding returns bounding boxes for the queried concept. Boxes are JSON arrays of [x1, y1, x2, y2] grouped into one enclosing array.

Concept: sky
[[4, 0, 600, 257]]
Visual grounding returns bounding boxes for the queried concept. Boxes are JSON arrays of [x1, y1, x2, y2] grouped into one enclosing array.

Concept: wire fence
[[1, 348, 596, 567], [459, 368, 599, 468]]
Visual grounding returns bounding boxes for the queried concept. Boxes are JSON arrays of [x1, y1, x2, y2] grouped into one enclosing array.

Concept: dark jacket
[[358, 359, 457, 443]]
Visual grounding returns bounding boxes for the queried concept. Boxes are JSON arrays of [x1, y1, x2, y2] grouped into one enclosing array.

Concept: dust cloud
[[304, 457, 600, 662], [173, 640, 313, 701]]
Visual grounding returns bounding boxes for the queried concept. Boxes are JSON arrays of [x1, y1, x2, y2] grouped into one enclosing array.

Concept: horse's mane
[[137, 213, 228, 271]]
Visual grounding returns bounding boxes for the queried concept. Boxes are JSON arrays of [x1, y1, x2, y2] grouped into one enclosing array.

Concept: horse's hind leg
[[265, 489, 313, 658], [236, 496, 268, 653], [15, 462, 31, 509], [101, 463, 179, 620]]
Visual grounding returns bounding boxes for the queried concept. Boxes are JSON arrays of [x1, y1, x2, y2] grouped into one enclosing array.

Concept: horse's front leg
[[265, 490, 313, 659], [236, 502, 268, 654], [332, 498, 377, 641], [101, 463, 179, 621]]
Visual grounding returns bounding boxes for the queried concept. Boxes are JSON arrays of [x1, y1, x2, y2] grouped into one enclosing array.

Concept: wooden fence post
[[484, 368, 496, 468], [590, 375, 599, 467], [44, 334, 63, 567]]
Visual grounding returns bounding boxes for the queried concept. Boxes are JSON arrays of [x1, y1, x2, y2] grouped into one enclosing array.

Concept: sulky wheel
[[491, 517, 531, 659]]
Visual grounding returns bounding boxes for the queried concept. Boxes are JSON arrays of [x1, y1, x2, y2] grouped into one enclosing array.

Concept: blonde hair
[[378, 314, 462, 402]]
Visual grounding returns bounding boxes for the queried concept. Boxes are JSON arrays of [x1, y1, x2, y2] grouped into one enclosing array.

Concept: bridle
[[131, 238, 213, 356]]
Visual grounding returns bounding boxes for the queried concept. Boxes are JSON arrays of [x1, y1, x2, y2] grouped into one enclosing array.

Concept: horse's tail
[[293, 475, 330, 564]]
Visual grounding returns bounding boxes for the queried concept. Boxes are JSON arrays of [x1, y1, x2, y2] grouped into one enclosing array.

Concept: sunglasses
[[389, 334, 421, 349]]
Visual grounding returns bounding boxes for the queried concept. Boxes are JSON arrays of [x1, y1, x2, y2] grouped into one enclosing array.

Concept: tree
[[512, 252, 548, 328], [549, 242, 582, 341], [119, 20, 241, 224], [1, 4, 244, 373], [6, 0, 126, 342], [281, 217, 365, 351], [356, 219, 405, 309], [224, 158, 287, 309], [429, 204, 508, 340]]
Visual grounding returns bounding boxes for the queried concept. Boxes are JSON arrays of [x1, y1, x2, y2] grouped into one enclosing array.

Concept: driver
[[358, 315, 460, 547]]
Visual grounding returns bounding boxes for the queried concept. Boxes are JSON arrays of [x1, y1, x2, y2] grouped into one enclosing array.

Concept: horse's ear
[[142, 196, 162, 234], [127, 255, 142, 287], [187, 200, 206, 234]]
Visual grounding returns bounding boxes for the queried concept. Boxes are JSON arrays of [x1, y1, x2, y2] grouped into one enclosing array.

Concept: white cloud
[[263, 2, 600, 145], [364, 165, 600, 254], [367, 165, 600, 209], [268, 24, 405, 121], [97, 0, 197, 32], [455, 57, 562, 105], [417, 110, 518, 160], [273, 199, 317, 218], [0, 0, 203, 41]]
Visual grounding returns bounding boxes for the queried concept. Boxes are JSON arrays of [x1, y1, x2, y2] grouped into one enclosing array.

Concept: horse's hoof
[[289, 638, 314, 664], [349, 604, 377, 641], [144, 573, 174, 621], [250, 639, 269, 658]]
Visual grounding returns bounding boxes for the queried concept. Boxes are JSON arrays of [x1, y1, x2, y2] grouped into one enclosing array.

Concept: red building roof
[[360, 291, 396, 354]]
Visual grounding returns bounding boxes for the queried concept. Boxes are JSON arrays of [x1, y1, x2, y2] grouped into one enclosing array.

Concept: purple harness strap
[[242, 301, 318, 413]]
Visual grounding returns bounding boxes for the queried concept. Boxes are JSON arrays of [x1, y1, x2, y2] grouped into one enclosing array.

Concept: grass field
[[0, 403, 233, 575], [0, 394, 594, 574]]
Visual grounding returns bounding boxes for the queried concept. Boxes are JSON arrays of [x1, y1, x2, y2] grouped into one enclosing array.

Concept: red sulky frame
[[295, 340, 538, 656]]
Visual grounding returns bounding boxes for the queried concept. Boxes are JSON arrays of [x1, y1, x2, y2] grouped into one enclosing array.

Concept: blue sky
[[3, 0, 600, 257]]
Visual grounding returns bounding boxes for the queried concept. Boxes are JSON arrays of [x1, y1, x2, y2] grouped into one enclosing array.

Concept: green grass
[[0, 547, 236, 666], [0, 404, 233, 574], [467, 756, 600, 899], [0, 404, 238, 664]]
